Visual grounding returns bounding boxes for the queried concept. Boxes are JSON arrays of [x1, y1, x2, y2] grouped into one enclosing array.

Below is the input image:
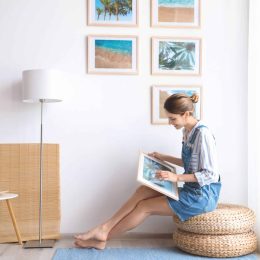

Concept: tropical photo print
[[152, 37, 201, 75], [143, 156, 173, 189], [88, 35, 138, 74], [137, 153, 179, 200], [152, 85, 202, 124], [88, 0, 138, 26], [151, 0, 200, 27]]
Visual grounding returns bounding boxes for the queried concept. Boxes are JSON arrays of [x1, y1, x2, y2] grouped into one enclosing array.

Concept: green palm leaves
[[97, 0, 132, 21], [159, 41, 196, 71], [96, 7, 103, 20]]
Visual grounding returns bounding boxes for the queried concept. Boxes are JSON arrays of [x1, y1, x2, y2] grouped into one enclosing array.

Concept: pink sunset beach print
[[158, 0, 195, 23]]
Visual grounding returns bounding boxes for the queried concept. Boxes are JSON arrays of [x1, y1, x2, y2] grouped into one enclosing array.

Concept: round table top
[[0, 193, 18, 201]]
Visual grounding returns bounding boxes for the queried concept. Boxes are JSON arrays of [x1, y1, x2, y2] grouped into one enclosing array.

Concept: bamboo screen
[[0, 144, 60, 243]]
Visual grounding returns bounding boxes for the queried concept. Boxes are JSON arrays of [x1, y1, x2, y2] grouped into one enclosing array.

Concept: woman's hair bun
[[190, 93, 199, 103]]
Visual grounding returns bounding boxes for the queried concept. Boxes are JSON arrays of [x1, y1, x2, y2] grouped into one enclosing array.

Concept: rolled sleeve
[[194, 170, 214, 186]]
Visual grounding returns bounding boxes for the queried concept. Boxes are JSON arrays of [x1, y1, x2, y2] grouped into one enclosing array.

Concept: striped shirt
[[182, 121, 220, 187]]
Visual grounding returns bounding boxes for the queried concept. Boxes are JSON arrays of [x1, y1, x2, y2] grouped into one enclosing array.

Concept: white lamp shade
[[22, 69, 63, 103]]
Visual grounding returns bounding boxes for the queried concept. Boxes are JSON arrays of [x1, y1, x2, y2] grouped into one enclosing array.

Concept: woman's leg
[[108, 196, 173, 239], [75, 196, 173, 249], [74, 186, 161, 242]]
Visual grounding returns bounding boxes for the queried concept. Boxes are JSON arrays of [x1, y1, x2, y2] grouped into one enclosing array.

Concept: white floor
[[0, 234, 176, 260]]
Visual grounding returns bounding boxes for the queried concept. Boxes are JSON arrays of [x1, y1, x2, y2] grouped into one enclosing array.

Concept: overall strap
[[189, 125, 207, 144]]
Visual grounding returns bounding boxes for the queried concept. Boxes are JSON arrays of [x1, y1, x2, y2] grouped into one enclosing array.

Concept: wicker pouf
[[174, 229, 257, 258], [173, 203, 257, 257], [173, 203, 256, 235]]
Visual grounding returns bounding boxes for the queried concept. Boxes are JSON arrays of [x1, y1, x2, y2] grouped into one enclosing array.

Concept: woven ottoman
[[173, 203, 257, 258]]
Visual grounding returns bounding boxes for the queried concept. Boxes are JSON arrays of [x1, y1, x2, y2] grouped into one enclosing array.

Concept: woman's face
[[165, 111, 188, 129]]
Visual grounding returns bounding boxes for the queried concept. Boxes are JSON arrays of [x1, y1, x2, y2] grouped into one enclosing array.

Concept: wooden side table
[[0, 193, 23, 245]]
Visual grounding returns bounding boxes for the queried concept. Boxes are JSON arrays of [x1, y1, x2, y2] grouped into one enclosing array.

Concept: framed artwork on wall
[[151, 85, 202, 124], [88, 0, 138, 27], [87, 35, 138, 74], [151, 0, 200, 28], [152, 37, 201, 76]]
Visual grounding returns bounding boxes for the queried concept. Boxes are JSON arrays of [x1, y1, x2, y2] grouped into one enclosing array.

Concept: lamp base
[[23, 239, 56, 248]]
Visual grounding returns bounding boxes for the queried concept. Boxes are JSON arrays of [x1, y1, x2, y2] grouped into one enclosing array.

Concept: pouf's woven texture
[[173, 203, 257, 257], [173, 203, 256, 235], [174, 229, 257, 258]]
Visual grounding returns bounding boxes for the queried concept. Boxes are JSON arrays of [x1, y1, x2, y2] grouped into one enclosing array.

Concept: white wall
[[0, 0, 249, 234], [248, 0, 260, 249]]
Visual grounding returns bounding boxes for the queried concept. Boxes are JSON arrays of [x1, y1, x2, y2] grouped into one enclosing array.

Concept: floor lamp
[[22, 69, 62, 248]]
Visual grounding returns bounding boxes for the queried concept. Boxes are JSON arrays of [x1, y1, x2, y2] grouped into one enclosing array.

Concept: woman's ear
[[183, 111, 190, 118]]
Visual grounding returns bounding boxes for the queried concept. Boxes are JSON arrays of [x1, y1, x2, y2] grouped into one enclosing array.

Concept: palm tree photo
[[95, 0, 133, 21]]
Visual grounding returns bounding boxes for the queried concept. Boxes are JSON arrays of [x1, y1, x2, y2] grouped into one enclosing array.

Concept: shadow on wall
[[0, 80, 24, 108], [0, 80, 40, 134]]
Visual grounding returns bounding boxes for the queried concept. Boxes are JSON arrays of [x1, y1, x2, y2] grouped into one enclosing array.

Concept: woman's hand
[[148, 152, 164, 161], [155, 170, 179, 182]]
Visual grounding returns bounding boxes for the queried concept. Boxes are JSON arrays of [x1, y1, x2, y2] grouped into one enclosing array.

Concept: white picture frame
[[137, 152, 179, 200]]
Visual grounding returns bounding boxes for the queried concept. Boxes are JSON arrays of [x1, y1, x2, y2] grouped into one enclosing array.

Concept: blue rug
[[52, 248, 257, 260]]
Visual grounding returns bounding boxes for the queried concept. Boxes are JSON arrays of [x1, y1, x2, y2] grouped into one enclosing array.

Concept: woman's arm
[[149, 152, 183, 167], [156, 171, 197, 183], [177, 173, 197, 182]]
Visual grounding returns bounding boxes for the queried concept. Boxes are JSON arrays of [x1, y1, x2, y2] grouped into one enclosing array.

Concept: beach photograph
[[151, 0, 200, 27], [158, 0, 195, 23], [95, 39, 132, 69], [88, 35, 137, 74], [88, 0, 137, 25]]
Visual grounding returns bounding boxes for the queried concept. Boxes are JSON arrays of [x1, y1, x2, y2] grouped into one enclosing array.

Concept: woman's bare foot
[[74, 225, 108, 241], [74, 239, 106, 250]]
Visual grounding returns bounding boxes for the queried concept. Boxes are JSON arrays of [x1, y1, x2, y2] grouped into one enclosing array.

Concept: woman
[[74, 93, 221, 249]]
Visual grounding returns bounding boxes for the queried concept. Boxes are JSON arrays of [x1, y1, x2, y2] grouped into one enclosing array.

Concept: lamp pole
[[39, 99, 44, 244]]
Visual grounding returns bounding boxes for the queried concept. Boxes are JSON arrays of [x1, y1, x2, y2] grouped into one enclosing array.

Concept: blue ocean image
[[166, 89, 197, 96], [95, 40, 132, 55], [159, 0, 194, 8], [143, 157, 174, 192], [95, 0, 133, 21]]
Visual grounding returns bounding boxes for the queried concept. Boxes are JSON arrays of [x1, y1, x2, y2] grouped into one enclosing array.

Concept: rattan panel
[[0, 144, 60, 243]]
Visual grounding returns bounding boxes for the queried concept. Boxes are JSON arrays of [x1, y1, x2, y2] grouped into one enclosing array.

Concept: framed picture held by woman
[[137, 152, 179, 200]]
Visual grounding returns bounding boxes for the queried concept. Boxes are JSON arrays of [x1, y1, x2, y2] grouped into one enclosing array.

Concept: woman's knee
[[134, 185, 158, 199], [135, 200, 152, 214], [134, 186, 149, 201], [136, 197, 173, 216], [135, 185, 149, 196]]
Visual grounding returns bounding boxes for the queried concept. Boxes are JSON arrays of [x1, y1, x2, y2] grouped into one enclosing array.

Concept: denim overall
[[167, 125, 221, 221]]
